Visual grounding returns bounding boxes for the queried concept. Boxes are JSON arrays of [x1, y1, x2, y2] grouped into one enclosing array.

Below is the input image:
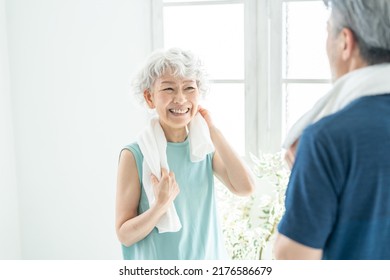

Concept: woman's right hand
[[116, 153, 180, 247], [151, 168, 180, 212]]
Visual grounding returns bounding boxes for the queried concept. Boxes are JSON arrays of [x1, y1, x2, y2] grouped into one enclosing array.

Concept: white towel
[[137, 112, 214, 233], [283, 63, 390, 149]]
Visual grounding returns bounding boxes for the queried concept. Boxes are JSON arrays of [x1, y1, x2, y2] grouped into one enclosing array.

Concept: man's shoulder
[[310, 94, 389, 133], [302, 94, 390, 147]]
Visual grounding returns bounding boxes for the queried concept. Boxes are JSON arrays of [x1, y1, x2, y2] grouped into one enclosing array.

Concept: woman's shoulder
[[123, 142, 141, 153], [119, 142, 143, 183], [120, 142, 143, 165]]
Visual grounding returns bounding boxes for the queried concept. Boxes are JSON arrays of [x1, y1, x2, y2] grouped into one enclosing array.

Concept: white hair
[[324, 0, 390, 65]]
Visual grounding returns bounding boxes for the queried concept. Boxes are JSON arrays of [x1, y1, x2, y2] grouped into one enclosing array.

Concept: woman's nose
[[173, 89, 186, 103]]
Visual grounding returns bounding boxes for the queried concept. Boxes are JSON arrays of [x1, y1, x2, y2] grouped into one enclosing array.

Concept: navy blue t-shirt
[[278, 94, 390, 260]]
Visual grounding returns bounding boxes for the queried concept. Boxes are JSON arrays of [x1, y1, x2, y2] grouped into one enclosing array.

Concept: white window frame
[[151, 0, 328, 156]]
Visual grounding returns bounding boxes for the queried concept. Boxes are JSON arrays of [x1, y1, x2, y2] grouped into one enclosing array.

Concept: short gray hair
[[131, 48, 209, 103], [324, 0, 390, 65]]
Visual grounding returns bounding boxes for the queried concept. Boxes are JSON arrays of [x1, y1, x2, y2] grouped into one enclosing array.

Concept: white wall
[[6, 0, 151, 259], [0, 0, 21, 260]]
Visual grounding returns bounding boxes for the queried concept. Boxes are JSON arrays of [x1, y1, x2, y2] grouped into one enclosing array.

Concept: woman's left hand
[[198, 105, 214, 128], [197, 105, 255, 197]]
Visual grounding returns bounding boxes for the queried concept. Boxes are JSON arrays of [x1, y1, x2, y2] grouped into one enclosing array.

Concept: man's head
[[324, 0, 390, 80]]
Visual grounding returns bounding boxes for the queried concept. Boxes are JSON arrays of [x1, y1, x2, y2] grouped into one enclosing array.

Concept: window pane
[[283, 1, 331, 79], [283, 83, 331, 136], [163, 4, 244, 80], [202, 83, 245, 155]]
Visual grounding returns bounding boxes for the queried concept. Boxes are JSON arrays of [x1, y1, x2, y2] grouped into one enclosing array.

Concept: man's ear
[[144, 89, 155, 109], [340, 27, 357, 61]]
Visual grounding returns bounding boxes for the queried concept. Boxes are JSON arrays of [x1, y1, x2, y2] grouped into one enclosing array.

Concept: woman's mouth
[[168, 108, 190, 115]]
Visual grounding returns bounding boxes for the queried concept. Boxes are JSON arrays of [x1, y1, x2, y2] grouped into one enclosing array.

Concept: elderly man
[[275, 0, 390, 259]]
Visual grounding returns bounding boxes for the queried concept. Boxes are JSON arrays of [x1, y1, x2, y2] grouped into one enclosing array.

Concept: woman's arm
[[115, 149, 179, 246], [198, 107, 255, 196]]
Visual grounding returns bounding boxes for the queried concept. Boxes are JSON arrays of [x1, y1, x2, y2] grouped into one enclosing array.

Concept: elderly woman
[[115, 48, 254, 260]]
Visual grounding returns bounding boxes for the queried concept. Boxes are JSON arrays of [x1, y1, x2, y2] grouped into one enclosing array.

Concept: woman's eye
[[186, 87, 195, 90], [163, 88, 174, 91]]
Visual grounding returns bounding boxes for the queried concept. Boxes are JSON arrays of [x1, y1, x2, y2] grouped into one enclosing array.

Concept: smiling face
[[144, 70, 200, 141]]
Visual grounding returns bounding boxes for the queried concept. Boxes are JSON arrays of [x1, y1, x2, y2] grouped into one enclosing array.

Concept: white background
[[1, 0, 151, 259]]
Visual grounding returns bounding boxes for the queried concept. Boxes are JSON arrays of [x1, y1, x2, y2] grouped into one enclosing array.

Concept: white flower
[[217, 151, 290, 260]]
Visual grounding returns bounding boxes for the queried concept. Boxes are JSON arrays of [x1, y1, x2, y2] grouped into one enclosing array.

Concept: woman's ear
[[144, 89, 155, 109]]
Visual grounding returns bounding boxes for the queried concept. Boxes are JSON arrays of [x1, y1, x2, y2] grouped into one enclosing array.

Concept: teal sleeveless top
[[121, 138, 228, 260]]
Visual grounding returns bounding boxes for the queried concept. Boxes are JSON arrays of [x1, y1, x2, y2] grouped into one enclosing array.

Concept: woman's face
[[145, 71, 200, 134]]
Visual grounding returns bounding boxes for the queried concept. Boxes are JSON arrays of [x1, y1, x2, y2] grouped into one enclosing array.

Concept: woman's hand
[[197, 106, 255, 196], [198, 105, 214, 128], [151, 168, 180, 212], [116, 152, 180, 247]]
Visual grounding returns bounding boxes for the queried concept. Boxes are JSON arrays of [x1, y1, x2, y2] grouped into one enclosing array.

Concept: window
[[281, 1, 331, 138], [152, 0, 331, 156], [154, 0, 246, 155]]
